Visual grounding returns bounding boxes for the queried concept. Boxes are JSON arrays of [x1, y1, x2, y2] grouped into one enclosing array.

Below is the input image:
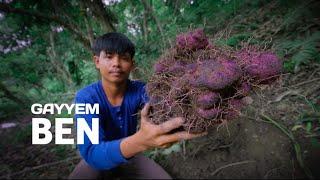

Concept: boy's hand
[[136, 103, 207, 149], [120, 103, 207, 158]]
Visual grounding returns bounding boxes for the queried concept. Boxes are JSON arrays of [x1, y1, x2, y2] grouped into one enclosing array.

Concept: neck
[[101, 80, 128, 106]]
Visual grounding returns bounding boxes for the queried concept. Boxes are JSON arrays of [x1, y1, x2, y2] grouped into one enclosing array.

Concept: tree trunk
[[48, 32, 73, 86], [141, 0, 171, 46], [143, 9, 148, 42], [84, 15, 95, 47], [80, 0, 95, 47]]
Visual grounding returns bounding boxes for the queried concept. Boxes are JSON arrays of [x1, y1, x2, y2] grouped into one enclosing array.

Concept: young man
[[69, 32, 206, 179]]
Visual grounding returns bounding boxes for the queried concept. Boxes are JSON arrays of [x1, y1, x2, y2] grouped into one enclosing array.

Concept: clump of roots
[[147, 29, 282, 133]]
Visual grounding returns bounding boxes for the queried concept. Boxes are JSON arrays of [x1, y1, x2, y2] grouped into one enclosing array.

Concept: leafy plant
[[292, 96, 320, 148], [277, 31, 320, 73], [226, 33, 252, 47]]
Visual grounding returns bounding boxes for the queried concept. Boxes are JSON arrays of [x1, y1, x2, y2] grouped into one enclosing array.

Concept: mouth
[[109, 70, 123, 76]]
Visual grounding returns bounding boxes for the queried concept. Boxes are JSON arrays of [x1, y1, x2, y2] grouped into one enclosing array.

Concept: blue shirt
[[74, 80, 148, 170]]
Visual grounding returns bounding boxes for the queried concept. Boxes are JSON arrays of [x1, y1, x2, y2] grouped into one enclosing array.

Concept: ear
[[93, 55, 100, 69]]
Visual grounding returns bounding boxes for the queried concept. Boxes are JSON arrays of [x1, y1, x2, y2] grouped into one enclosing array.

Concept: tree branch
[[0, 2, 91, 50], [0, 81, 24, 104], [82, 0, 117, 33]]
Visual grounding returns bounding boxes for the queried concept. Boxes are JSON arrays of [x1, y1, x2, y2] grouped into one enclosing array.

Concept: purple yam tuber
[[176, 28, 209, 51], [228, 99, 243, 110], [168, 61, 186, 75], [224, 99, 243, 120], [196, 91, 220, 109], [196, 107, 222, 119], [236, 50, 282, 80], [190, 59, 242, 90], [154, 62, 167, 73], [238, 82, 251, 96]]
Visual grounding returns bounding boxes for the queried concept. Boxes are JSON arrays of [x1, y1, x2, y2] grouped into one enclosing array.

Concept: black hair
[[92, 32, 135, 59]]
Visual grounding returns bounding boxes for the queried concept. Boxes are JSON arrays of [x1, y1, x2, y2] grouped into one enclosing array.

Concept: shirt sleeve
[[74, 91, 128, 170]]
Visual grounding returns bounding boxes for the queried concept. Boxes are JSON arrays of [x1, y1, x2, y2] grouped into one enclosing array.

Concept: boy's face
[[94, 51, 134, 84]]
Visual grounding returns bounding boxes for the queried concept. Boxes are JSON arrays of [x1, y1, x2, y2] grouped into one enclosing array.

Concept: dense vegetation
[[0, 0, 319, 120]]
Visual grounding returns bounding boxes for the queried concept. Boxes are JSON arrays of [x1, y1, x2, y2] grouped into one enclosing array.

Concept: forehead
[[100, 50, 131, 57]]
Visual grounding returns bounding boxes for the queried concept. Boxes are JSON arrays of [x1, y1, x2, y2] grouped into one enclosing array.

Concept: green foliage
[[144, 142, 182, 161], [226, 33, 252, 47], [292, 96, 320, 149], [277, 32, 320, 72], [0, 99, 25, 120], [41, 77, 65, 93], [78, 61, 99, 85], [278, 0, 317, 33], [8, 124, 33, 144]]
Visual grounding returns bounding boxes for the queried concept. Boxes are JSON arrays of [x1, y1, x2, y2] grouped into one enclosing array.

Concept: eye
[[120, 54, 131, 61], [122, 57, 130, 61], [105, 54, 113, 59]]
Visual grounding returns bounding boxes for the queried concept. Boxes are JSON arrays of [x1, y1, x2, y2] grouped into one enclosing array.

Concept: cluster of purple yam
[[176, 28, 209, 51], [146, 29, 282, 133]]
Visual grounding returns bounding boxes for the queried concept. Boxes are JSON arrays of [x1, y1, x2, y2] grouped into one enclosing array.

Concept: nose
[[112, 55, 120, 67]]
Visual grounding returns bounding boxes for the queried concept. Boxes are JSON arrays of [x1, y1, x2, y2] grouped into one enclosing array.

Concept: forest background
[[0, 0, 319, 179]]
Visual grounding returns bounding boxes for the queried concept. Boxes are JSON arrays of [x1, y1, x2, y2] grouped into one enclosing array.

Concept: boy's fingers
[[141, 103, 150, 120], [160, 142, 175, 149], [159, 117, 184, 134], [159, 131, 207, 144]]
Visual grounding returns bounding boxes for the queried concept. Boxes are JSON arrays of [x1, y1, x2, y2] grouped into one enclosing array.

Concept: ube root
[[236, 50, 282, 80], [238, 82, 251, 96], [196, 91, 220, 109], [224, 99, 243, 120], [176, 28, 209, 51], [190, 59, 242, 90], [196, 107, 222, 119]]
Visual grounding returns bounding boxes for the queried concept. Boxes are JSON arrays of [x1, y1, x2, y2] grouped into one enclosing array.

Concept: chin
[[108, 77, 128, 84]]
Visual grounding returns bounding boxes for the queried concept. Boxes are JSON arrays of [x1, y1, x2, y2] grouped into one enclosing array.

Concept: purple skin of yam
[[196, 107, 221, 119], [224, 109, 239, 120], [191, 60, 242, 90], [185, 63, 197, 73], [236, 51, 282, 80], [224, 99, 243, 120], [171, 78, 188, 90], [239, 82, 251, 96], [196, 91, 220, 109], [228, 99, 243, 110], [176, 29, 209, 51], [168, 61, 186, 75], [154, 62, 167, 73], [187, 74, 199, 87]]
